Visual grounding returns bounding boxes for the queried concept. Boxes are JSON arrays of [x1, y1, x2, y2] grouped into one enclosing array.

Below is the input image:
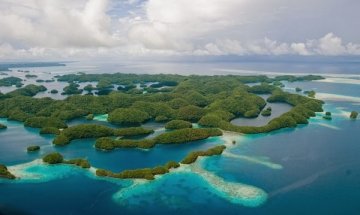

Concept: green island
[[52, 124, 154, 145], [261, 107, 272, 116], [95, 128, 222, 150], [181, 145, 226, 164], [323, 112, 332, 120], [27, 145, 40, 152], [350, 111, 358, 119], [50, 89, 59, 94], [39, 127, 61, 135], [0, 73, 325, 182], [0, 123, 7, 129], [42, 152, 90, 168], [25, 74, 38, 78], [0, 164, 16, 179], [165, 120, 193, 129]]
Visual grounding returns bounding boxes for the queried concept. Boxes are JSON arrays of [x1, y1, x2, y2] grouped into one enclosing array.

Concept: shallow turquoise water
[[1, 71, 360, 214]]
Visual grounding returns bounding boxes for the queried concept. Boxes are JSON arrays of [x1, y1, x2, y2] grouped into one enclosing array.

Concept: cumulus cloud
[[0, 0, 360, 59], [193, 33, 360, 56], [0, 0, 121, 48]]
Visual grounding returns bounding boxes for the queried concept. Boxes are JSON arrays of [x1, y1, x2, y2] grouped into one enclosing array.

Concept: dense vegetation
[[199, 89, 323, 134], [0, 73, 328, 182], [0, 74, 324, 150], [108, 108, 150, 125], [181, 145, 226, 164], [0, 164, 16, 179], [304, 90, 316, 98], [27, 145, 40, 152], [39, 127, 60, 135], [323, 112, 332, 120], [62, 83, 83, 95], [5, 84, 47, 97], [165, 120, 192, 129], [43, 152, 64, 164], [50, 89, 59, 94], [0, 123, 7, 129], [95, 128, 222, 150], [0, 77, 22, 86], [261, 107, 272, 116], [154, 128, 222, 144], [96, 160, 180, 180], [350, 111, 358, 119], [63, 159, 91, 168], [24, 116, 67, 129], [95, 137, 156, 150], [42, 152, 90, 168], [52, 124, 153, 145]]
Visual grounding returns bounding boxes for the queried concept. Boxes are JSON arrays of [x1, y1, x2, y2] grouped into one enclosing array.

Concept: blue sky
[[0, 0, 359, 60]]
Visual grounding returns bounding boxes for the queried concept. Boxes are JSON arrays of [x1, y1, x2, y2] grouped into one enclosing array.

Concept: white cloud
[[0, 0, 360, 59], [0, 0, 121, 49]]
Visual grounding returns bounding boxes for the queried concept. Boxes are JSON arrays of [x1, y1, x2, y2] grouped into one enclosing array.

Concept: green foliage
[[0, 123, 7, 129], [40, 127, 60, 135], [261, 107, 272, 116], [108, 108, 150, 125], [165, 161, 180, 169], [25, 74, 38, 78], [43, 152, 64, 164], [0, 77, 22, 87], [6, 84, 47, 97], [7, 109, 32, 121], [304, 90, 316, 98], [248, 83, 277, 94], [208, 92, 266, 118], [168, 98, 189, 109], [202, 89, 323, 134], [53, 124, 154, 146], [27, 145, 40, 152], [154, 128, 222, 144], [0, 164, 16, 179], [177, 105, 205, 122], [53, 124, 114, 145], [95, 137, 156, 150], [53, 134, 70, 145], [62, 83, 83, 95], [84, 84, 94, 92], [350, 111, 358, 119], [114, 127, 154, 137], [185, 91, 209, 107], [181, 145, 226, 164], [86, 114, 94, 120], [273, 75, 324, 82], [198, 114, 222, 127], [295, 87, 302, 92], [42, 152, 90, 168], [96, 160, 180, 180], [95, 128, 221, 150], [50, 89, 58, 94], [165, 120, 192, 129], [24, 116, 67, 128], [64, 159, 91, 168], [323, 111, 332, 120]]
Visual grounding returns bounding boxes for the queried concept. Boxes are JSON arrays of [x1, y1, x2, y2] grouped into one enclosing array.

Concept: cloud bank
[[0, 0, 359, 59]]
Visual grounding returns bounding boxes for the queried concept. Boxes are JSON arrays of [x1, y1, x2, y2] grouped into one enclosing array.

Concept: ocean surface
[[0, 61, 360, 215]]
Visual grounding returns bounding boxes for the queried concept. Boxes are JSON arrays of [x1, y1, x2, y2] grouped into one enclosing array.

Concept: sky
[[0, 0, 360, 60]]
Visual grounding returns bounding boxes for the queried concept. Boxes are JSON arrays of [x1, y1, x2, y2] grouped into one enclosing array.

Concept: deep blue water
[[1, 63, 360, 215]]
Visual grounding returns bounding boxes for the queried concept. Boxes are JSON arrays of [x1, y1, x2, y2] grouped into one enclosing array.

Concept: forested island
[[0, 73, 329, 180]]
